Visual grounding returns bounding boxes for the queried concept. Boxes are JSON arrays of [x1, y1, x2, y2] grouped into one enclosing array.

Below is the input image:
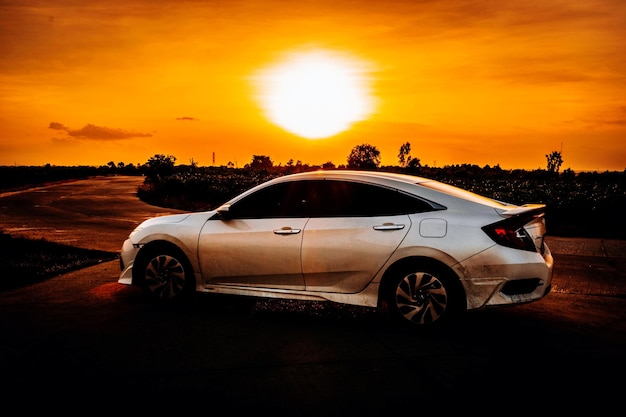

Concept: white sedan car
[[119, 170, 553, 327]]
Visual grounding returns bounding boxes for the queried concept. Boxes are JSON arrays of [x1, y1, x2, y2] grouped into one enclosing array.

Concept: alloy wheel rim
[[145, 255, 186, 298], [395, 272, 448, 324]]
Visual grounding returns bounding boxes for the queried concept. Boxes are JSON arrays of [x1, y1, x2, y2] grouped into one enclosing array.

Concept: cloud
[[48, 122, 69, 131], [48, 122, 152, 140], [584, 119, 626, 128], [176, 117, 198, 121]]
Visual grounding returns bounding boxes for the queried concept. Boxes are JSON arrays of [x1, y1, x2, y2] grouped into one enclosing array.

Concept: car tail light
[[482, 216, 538, 252]]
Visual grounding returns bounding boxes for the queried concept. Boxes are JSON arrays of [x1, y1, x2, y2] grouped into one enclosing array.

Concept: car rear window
[[417, 180, 510, 208]]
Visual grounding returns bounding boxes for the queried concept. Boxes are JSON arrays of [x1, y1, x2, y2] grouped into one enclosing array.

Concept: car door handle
[[373, 223, 405, 231], [273, 227, 302, 235]]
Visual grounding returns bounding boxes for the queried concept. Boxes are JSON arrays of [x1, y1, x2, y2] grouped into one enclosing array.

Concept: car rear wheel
[[384, 264, 464, 327], [135, 246, 194, 300]]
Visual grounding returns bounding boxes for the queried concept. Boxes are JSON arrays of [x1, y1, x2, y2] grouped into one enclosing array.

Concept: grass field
[[0, 231, 117, 292]]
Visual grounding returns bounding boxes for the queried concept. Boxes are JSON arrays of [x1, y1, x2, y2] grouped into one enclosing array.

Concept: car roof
[[271, 170, 431, 185]]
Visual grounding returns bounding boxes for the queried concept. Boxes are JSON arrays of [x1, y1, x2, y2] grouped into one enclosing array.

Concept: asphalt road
[[1, 176, 625, 414]]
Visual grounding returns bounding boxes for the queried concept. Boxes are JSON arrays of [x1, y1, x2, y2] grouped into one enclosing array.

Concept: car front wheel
[[384, 264, 464, 327], [135, 246, 194, 300]]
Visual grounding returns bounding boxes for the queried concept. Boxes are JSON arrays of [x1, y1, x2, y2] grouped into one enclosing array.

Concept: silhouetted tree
[[407, 157, 421, 169], [347, 144, 381, 170], [398, 142, 412, 167], [145, 154, 176, 182], [546, 151, 563, 173], [248, 155, 273, 170]]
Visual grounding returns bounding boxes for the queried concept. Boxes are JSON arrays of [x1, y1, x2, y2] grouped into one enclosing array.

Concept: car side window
[[305, 180, 435, 217], [229, 179, 436, 219], [229, 182, 308, 218]]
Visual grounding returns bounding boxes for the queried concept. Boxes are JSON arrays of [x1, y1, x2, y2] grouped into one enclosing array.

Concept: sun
[[253, 49, 376, 139]]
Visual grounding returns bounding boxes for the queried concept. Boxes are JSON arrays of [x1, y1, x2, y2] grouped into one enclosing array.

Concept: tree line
[[0, 141, 580, 193], [139, 141, 571, 181]]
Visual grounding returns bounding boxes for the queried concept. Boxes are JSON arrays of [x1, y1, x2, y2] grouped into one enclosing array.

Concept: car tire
[[383, 263, 465, 327], [134, 245, 195, 301]]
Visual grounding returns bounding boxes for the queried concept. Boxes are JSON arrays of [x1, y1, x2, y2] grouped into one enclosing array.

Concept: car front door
[[197, 181, 308, 290]]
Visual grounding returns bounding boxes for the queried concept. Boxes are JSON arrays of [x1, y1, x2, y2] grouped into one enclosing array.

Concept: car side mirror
[[216, 204, 232, 220]]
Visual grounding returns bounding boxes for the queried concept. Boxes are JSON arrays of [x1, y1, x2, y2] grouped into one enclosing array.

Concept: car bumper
[[457, 244, 554, 310], [118, 238, 137, 285]]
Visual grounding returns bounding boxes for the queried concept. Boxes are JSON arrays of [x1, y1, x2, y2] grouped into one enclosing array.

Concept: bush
[[137, 166, 278, 211]]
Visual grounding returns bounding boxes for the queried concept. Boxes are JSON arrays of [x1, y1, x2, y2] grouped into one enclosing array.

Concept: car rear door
[[302, 215, 409, 293], [300, 180, 433, 293]]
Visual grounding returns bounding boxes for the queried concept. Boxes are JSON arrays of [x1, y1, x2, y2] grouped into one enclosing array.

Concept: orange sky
[[1, 0, 624, 171]]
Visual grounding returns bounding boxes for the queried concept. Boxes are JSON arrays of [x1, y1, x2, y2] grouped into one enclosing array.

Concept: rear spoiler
[[495, 204, 545, 218]]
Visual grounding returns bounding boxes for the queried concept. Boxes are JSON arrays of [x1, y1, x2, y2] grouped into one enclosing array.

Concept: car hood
[[135, 213, 193, 228]]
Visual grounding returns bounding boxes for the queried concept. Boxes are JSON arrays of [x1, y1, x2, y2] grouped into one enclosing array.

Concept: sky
[[1, 0, 625, 171]]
